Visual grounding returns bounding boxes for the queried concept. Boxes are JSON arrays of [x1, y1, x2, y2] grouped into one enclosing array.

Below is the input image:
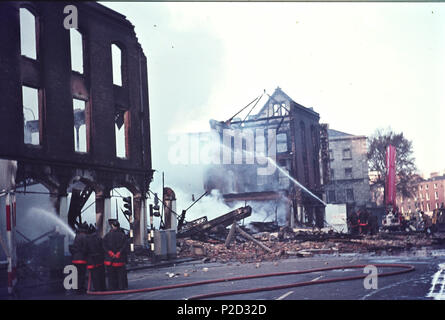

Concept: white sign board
[[325, 204, 348, 233]]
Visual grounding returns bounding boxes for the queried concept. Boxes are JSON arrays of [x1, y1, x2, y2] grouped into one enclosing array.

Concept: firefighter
[[103, 220, 128, 290], [348, 210, 360, 235], [359, 208, 370, 235], [69, 222, 89, 293], [368, 212, 379, 235], [86, 225, 106, 292]]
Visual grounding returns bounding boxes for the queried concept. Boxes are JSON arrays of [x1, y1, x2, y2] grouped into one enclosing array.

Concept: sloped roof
[[327, 129, 354, 137], [257, 87, 318, 117]]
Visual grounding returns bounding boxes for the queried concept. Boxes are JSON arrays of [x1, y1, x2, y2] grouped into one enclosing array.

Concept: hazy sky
[[102, 2, 445, 180]]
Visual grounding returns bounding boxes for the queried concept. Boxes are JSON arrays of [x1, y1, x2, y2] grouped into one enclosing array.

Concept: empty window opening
[[112, 44, 122, 86], [22, 86, 40, 145], [328, 190, 336, 203], [342, 148, 352, 159], [20, 8, 37, 59], [271, 103, 288, 117], [345, 167, 353, 178], [70, 29, 84, 74], [281, 103, 288, 115], [346, 189, 354, 201], [276, 133, 287, 153], [115, 109, 129, 158], [272, 104, 278, 116], [73, 99, 88, 152]]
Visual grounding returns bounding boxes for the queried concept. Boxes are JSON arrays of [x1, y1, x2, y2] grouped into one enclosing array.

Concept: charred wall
[[0, 2, 152, 191], [0, 2, 152, 242]]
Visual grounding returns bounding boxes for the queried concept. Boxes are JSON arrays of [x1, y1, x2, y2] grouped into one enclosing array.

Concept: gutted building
[[325, 129, 371, 214], [204, 87, 328, 227], [0, 2, 152, 244]]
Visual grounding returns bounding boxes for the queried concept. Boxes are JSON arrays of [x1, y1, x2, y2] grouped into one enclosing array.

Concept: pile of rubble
[[177, 227, 436, 264]]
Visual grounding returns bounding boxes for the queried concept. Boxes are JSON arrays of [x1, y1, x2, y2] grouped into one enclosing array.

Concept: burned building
[[204, 87, 328, 227], [0, 2, 152, 245]]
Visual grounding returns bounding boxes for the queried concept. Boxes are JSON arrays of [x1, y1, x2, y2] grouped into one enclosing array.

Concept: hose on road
[[87, 263, 415, 299]]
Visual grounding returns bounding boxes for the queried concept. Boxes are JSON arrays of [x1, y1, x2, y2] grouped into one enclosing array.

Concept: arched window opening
[[111, 44, 122, 86], [70, 29, 84, 74], [20, 8, 38, 59]]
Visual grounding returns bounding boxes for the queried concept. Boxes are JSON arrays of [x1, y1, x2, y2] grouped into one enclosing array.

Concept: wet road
[[82, 249, 445, 300]]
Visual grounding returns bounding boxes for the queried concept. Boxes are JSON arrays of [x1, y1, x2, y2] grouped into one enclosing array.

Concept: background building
[[324, 129, 372, 214], [397, 172, 445, 216]]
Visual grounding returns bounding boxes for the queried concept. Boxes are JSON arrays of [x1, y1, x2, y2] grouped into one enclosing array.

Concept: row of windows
[[20, 7, 129, 158], [329, 148, 352, 161], [419, 183, 440, 191], [409, 202, 442, 212], [20, 8, 124, 86], [22, 85, 129, 158], [330, 167, 353, 179], [327, 188, 354, 203], [415, 191, 440, 201]]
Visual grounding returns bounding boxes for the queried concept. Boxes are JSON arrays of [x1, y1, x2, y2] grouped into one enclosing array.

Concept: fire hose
[[87, 263, 415, 299]]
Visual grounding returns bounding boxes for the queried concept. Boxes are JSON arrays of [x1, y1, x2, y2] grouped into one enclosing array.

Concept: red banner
[[385, 145, 397, 209]]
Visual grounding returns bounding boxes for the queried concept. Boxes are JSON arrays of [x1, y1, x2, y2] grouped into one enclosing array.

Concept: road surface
[[74, 249, 445, 300]]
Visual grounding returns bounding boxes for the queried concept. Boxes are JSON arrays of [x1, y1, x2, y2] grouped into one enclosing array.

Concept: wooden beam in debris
[[225, 221, 237, 248], [235, 224, 273, 253], [177, 206, 252, 238]]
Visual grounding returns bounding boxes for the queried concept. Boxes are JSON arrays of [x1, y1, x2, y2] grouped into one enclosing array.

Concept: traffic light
[[153, 193, 160, 217], [122, 196, 132, 216]]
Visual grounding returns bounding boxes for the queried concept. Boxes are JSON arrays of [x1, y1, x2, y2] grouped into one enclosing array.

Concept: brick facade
[[397, 174, 445, 216]]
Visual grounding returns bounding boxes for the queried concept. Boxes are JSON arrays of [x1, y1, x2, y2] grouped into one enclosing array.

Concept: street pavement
[[75, 250, 445, 300], [25, 248, 444, 300]]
